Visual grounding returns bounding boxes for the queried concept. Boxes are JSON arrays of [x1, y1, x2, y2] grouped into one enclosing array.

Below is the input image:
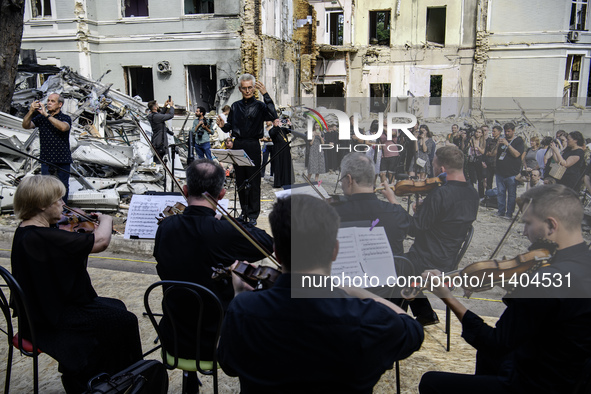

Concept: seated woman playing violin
[[419, 184, 591, 394], [11, 175, 142, 393]]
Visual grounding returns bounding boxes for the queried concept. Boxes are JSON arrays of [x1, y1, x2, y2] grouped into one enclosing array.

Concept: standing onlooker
[[495, 123, 525, 219], [548, 131, 586, 190], [409, 125, 434, 181], [307, 123, 326, 183], [324, 124, 339, 172], [269, 118, 295, 188], [522, 136, 540, 170], [261, 121, 274, 178], [481, 124, 490, 141], [192, 106, 213, 160], [379, 123, 401, 183], [483, 125, 502, 191], [446, 124, 460, 146], [536, 136, 553, 175], [466, 127, 486, 198], [544, 130, 568, 178], [21, 93, 73, 203], [425, 126, 437, 177]]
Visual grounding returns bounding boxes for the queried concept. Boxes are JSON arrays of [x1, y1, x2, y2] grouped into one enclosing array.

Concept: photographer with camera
[[192, 106, 213, 160], [147, 98, 175, 160], [515, 168, 543, 190]]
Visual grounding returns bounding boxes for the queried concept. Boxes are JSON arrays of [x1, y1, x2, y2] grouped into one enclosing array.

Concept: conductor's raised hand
[[255, 81, 267, 95]]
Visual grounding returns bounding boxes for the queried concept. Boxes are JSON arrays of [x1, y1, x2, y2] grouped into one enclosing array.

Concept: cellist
[[419, 184, 591, 394]]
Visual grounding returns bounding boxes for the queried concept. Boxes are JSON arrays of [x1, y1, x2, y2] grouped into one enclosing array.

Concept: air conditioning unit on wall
[[157, 61, 172, 74], [568, 31, 580, 43]]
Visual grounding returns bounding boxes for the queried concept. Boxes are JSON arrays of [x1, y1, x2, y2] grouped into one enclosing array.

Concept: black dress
[[269, 126, 295, 188], [10, 226, 143, 393], [558, 147, 585, 190]]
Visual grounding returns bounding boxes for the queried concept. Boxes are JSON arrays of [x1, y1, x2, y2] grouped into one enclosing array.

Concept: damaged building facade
[[19, 0, 317, 119], [311, 0, 591, 135], [312, 0, 477, 119], [474, 0, 591, 134]]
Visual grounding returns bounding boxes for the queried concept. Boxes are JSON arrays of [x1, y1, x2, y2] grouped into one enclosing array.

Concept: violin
[[201, 192, 282, 288], [389, 176, 444, 197], [212, 261, 281, 290], [156, 201, 187, 224], [58, 205, 99, 233], [401, 240, 557, 300]]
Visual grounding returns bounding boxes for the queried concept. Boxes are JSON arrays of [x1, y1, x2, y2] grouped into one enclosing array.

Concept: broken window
[[430, 75, 443, 105], [123, 0, 149, 18], [570, 0, 588, 30], [30, 0, 52, 18], [185, 0, 214, 15], [426, 7, 446, 46], [124, 67, 154, 102], [369, 11, 391, 46], [370, 83, 391, 113], [187, 65, 217, 111], [327, 12, 344, 45], [564, 55, 582, 106]]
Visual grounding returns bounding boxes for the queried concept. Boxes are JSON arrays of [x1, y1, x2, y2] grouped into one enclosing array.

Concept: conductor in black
[[217, 74, 277, 225]]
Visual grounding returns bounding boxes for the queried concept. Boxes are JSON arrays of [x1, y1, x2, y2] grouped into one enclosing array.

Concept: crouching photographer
[[515, 168, 543, 190]]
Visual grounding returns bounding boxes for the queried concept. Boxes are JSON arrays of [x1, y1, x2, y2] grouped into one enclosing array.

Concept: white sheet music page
[[124, 195, 228, 239], [331, 227, 397, 287]]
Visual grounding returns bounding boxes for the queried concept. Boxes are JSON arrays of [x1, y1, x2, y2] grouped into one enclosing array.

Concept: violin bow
[[302, 174, 327, 201], [202, 192, 280, 268], [63, 205, 99, 224], [489, 198, 532, 260]]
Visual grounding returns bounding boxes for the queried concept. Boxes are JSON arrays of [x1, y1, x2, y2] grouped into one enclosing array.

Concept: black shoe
[[416, 312, 440, 327], [248, 218, 257, 226]]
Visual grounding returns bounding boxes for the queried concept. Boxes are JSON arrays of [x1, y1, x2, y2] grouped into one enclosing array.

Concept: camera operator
[[515, 168, 543, 190], [192, 106, 213, 160]]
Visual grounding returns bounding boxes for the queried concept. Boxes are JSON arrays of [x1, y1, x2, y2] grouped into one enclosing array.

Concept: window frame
[[368, 10, 391, 46]]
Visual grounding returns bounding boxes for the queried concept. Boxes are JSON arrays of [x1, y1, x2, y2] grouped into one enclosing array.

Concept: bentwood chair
[[445, 225, 474, 351], [0, 265, 42, 394], [144, 280, 224, 394]]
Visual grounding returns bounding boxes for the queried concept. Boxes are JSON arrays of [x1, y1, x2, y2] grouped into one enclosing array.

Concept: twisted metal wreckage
[[0, 66, 199, 213]]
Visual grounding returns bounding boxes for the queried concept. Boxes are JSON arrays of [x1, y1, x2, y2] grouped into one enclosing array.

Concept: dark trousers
[[419, 371, 510, 394], [467, 160, 485, 198], [41, 163, 70, 204], [485, 161, 496, 190], [261, 145, 273, 177], [420, 348, 512, 394], [233, 139, 262, 220]]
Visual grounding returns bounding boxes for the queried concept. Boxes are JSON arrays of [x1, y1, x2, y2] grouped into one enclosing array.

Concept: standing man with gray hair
[[22, 93, 73, 203], [217, 73, 277, 225]]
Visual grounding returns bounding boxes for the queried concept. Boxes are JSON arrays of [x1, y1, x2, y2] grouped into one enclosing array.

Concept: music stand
[[211, 149, 254, 217]]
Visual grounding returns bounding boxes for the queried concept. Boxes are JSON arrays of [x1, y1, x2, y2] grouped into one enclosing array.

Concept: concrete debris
[[0, 66, 189, 213]]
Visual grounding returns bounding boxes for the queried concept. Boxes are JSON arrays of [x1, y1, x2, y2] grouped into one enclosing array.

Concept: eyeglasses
[[239, 86, 255, 91]]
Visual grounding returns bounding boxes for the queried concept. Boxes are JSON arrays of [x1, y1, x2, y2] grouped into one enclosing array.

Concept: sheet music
[[331, 227, 397, 287], [277, 184, 330, 200], [124, 195, 229, 239]]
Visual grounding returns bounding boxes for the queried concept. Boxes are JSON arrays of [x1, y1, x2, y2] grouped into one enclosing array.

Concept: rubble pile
[[1, 66, 191, 212]]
